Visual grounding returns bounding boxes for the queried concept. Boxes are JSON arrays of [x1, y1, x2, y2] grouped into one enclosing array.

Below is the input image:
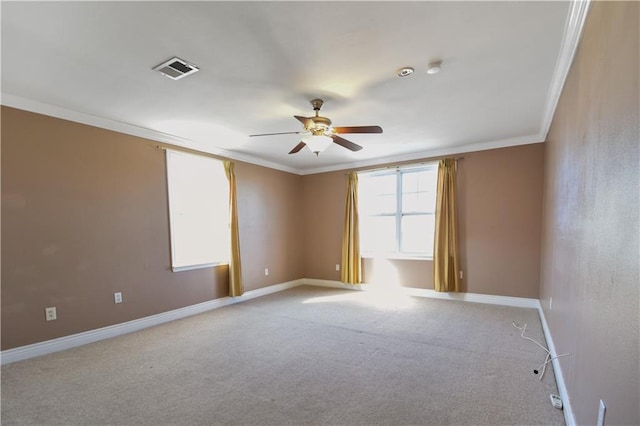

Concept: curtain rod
[[156, 145, 228, 161], [349, 156, 463, 175]]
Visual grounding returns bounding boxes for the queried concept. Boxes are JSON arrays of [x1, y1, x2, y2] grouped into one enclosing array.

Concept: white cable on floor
[[512, 321, 571, 380], [534, 353, 572, 379]]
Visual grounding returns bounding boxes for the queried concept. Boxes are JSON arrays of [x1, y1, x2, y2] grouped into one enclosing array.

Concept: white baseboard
[[2, 276, 574, 424], [403, 287, 540, 308], [1, 279, 304, 365], [302, 278, 540, 309], [305, 278, 573, 422], [302, 278, 365, 291], [537, 304, 575, 426], [232, 279, 304, 303]]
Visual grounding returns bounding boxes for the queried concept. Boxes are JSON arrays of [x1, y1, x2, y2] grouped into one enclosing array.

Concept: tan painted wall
[[539, 2, 639, 425], [235, 162, 304, 290], [1, 107, 304, 350], [301, 171, 345, 281], [302, 143, 545, 298], [0, 111, 545, 350], [459, 145, 544, 297]]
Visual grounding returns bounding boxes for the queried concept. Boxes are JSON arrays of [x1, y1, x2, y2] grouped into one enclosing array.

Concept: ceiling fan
[[249, 99, 383, 155]]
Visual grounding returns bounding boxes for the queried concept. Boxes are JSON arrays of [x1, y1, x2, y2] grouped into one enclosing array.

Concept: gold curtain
[[433, 158, 460, 292], [341, 172, 361, 284], [223, 161, 243, 297]]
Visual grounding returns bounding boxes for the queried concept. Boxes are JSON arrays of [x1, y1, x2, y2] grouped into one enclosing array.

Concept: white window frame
[[165, 149, 229, 272], [358, 163, 438, 260]]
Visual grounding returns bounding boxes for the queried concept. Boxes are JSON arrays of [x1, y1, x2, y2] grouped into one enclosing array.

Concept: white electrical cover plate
[[550, 394, 563, 409]]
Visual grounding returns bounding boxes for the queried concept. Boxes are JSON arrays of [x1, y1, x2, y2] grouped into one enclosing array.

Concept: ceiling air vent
[[153, 57, 199, 80]]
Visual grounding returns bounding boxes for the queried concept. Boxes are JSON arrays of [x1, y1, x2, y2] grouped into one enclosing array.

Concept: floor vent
[[153, 57, 199, 80]]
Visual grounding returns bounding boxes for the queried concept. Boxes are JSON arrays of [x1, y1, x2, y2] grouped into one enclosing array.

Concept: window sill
[[172, 262, 229, 272], [361, 253, 433, 261]]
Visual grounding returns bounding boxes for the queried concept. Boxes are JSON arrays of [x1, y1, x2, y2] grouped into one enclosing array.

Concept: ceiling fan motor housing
[[309, 116, 332, 134], [307, 99, 332, 134]]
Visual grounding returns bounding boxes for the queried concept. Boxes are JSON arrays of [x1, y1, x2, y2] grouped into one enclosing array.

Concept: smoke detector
[[153, 57, 199, 80], [427, 60, 442, 75]]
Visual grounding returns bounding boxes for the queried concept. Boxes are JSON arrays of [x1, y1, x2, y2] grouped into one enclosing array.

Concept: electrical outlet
[[336, 264, 340, 271], [597, 400, 606, 426], [264, 268, 269, 276], [549, 297, 553, 310], [459, 270, 464, 280], [114, 292, 123, 304], [45, 307, 57, 321]]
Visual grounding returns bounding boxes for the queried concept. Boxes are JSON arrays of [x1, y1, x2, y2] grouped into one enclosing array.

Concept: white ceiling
[[1, 1, 587, 175]]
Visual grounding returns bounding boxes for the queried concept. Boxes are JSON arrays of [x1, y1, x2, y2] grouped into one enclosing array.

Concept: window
[[165, 149, 229, 271], [358, 164, 438, 258]]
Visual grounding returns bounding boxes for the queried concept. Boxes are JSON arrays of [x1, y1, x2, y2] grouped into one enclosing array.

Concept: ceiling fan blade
[[333, 125, 383, 134], [249, 131, 305, 137], [288, 141, 306, 154], [331, 135, 363, 152]]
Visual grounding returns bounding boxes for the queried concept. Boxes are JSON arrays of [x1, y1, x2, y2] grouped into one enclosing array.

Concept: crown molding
[[302, 0, 592, 176], [539, 0, 591, 139], [298, 133, 545, 175], [1, 92, 545, 176], [2, 0, 587, 178], [0, 94, 301, 175]]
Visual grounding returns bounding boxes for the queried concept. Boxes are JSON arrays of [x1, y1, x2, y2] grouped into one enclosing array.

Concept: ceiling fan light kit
[[302, 134, 333, 155], [250, 98, 383, 156]]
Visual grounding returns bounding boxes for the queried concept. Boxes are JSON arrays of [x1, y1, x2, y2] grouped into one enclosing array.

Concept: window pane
[[402, 171, 420, 192], [359, 173, 397, 215], [402, 192, 432, 213], [403, 170, 436, 195], [166, 150, 229, 270], [369, 173, 397, 193], [402, 169, 437, 213], [370, 194, 397, 215], [401, 214, 435, 256], [360, 215, 396, 253], [359, 165, 437, 258]]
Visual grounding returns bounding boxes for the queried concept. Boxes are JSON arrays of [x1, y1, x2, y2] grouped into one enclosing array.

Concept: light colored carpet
[[1, 285, 565, 425]]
